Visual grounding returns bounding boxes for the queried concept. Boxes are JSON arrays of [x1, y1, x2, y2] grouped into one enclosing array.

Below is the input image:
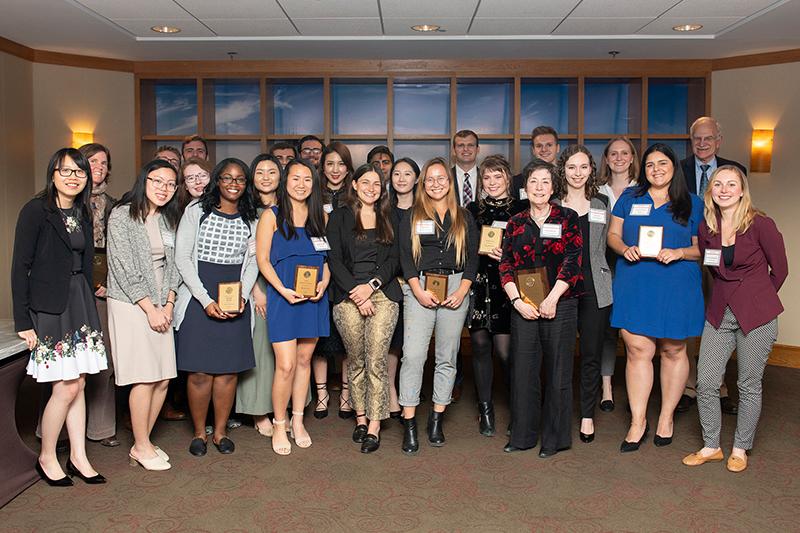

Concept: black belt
[[422, 268, 459, 276], [71, 270, 83, 275]]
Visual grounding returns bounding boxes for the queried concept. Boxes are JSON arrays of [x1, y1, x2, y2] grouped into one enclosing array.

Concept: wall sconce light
[[750, 129, 773, 173], [72, 131, 93, 148]]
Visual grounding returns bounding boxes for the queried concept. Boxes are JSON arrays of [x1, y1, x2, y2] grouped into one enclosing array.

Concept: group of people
[[12, 116, 787, 487]]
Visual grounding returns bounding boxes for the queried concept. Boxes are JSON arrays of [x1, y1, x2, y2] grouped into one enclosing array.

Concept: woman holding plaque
[[607, 143, 703, 452], [398, 157, 478, 455], [174, 158, 258, 457], [106, 159, 182, 470], [682, 166, 787, 473], [313, 142, 355, 420], [328, 164, 401, 453], [499, 160, 583, 457], [465, 154, 526, 436], [257, 159, 330, 456], [555, 145, 613, 443]]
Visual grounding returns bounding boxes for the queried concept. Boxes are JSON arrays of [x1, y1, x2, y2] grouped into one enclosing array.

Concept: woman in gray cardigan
[[555, 145, 613, 444], [106, 159, 182, 471]]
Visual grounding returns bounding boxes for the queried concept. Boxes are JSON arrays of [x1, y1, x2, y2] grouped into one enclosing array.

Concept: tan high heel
[[128, 452, 171, 471], [153, 446, 169, 462], [255, 420, 274, 438], [290, 411, 312, 449], [271, 419, 291, 456]]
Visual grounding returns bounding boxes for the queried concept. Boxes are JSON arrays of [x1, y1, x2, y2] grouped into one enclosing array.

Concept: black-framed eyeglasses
[[219, 175, 247, 185], [147, 177, 178, 191], [56, 168, 88, 178]]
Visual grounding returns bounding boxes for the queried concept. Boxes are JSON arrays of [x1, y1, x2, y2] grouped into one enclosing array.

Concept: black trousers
[[578, 292, 611, 418], [509, 299, 578, 451]]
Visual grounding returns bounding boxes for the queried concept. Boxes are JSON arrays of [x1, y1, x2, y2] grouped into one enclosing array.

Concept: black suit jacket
[[680, 155, 747, 195], [325, 205, 402, 304], [11, 197, 94, 331]]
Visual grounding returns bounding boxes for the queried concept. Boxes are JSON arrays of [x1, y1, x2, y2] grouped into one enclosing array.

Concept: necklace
[[59, 207, 81, 234], [531, 205, 550, 221]]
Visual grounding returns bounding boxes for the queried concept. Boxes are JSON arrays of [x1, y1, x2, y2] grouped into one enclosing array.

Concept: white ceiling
[[0, 0, 798, 61]]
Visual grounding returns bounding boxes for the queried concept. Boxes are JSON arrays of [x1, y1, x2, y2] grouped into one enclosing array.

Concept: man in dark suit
[[452, 129, 480, 207], [677, 116, 746, 416], [512, 125, 560, 199]]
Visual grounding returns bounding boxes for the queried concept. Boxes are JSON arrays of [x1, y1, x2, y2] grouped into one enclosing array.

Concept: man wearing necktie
[[678, 116, 747, 416]]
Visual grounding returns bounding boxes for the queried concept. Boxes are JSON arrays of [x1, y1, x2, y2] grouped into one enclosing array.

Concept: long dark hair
[[388, 157, 420, 207], [635, 143, 691, 226], [117, 159, 182, 229], [38, 148, 93, 221], [200, 158, 258, 223], [556, 144, 599, 201], [276, 159, 326, 240], [250, 153, 283, 209], [320, 141, 354, 204], [345, 164, 394, 244]]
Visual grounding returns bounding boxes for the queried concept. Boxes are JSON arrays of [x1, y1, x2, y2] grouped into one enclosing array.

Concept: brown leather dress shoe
[[727, 455, 747, 473], [682, 449, 724, 466]]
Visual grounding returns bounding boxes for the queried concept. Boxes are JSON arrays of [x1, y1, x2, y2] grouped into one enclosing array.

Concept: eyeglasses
[[161, 157, 180, 165], [424, 176, 448, 185], [692, 135, 719, 144], [56, 167, 88, 178], [147, 177, 178, 191], [301, 148, 323, 156], [219, 175, 247, 185], [184, 172, 209, 184]]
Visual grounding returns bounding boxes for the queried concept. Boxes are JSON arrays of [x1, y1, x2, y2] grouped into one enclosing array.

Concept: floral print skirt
[[27, 273, 107, 383]]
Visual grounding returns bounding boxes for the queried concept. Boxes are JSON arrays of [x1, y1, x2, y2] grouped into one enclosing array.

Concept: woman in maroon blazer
[[682, 165, 787, 473]]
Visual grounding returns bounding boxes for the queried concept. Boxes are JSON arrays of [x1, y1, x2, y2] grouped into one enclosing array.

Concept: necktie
[[699, 164, 710, 196], [463, 172, 472, 204]]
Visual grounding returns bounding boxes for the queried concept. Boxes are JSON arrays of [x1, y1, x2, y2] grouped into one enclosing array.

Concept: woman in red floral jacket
[[499, 159, 583, 457]]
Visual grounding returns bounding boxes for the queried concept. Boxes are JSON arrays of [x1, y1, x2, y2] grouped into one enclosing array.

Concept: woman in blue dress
[[256, 159, 330, 456], [607, 143, 704, 453]]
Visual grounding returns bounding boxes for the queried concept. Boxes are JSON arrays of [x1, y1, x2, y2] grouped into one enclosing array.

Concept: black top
[[722, 244, 735, 268], [399, 208, 479, 282], [353, 229, 378, 283], [324, 187, 347, 210], [60, 208, 86, 272], [578, 214, 595, 295]]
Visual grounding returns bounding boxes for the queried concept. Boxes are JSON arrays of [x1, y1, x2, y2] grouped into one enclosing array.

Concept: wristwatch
[[368, 277, 382, 291]]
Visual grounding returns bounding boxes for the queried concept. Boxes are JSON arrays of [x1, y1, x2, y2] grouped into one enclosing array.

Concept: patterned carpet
[[3, 359, 799, 532]]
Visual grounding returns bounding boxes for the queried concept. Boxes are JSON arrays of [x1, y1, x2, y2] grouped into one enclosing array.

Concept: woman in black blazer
[[12, 148, 108, 486], [327, 164, 401, 453]]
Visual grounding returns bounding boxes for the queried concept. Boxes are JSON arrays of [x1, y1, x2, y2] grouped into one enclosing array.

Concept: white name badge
[[540, 223, 562, 239], [311, 237, 331, 251], [415, 220, 436, 235], [588, 208, 607, 224], [161, 231, 175, 248], [248, 240, 256, 256], [323, 203, 333, 214], [630, 204, 652, 217], [703, 249, 722, 267], [519, 188, 528, 200], [491, 220, 508, 230]]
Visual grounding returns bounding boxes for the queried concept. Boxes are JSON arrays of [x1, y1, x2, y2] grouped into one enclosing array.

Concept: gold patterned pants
[[332, 290, 399, 421]]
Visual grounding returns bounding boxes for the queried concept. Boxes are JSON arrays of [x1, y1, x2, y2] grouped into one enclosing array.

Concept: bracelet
[[510, 297, 521, 306]]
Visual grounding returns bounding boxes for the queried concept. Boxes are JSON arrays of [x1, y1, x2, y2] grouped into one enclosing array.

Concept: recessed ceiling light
[[151, 25, 181, 34], [411, 24, 441, 32], [672, 24, 703, 32]]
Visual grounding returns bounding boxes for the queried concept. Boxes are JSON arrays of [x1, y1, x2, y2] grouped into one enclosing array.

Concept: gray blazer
[[555, 195, 613, 308], [106, 205, 181, 306]]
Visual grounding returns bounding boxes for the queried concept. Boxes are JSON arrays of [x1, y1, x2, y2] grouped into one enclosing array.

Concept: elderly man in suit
[[677, 116, 746, 416]]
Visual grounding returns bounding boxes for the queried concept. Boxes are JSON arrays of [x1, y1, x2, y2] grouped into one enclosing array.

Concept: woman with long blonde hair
[[397, 157, 479, 455]]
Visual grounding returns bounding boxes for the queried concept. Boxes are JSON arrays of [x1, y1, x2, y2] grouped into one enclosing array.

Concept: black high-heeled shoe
[[427, 411, 445, 447], [580, 432, 595, 443], [35, 462, 73, 487], [477, 401, 495, 437], [620, 423, 649, 453], [338, 384, 355, 419], [654, 434, 673, 447], [389, 410, 403, 423], [313, 383, 329, 419], [66, 459, 106, 484], [402, 417, 419, 455]]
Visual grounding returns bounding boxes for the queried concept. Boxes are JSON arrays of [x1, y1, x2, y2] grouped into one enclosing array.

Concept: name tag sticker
[[161, 231, 175, 248], [491, 220, 508, 230], [588, 208, 607, 224], [323, 203, 333, 214], [630, 204, 652, 217], [415, 220, 436, 235], [540, 223, 562, 239], [519, 188, 528, 200], [311, 237, 331, 251], [703, 249, 722, 267]]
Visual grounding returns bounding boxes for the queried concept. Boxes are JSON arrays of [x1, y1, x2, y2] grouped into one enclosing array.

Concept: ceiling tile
[[665, 0, 781, 18], [280, 0, 379, 19], [570, 0, 678, 18], [380, 0, 479, 19], [383, 17, 471, 35], [292, 18, 382, 36], [638, 17, 743, 35], [203, 19, 298, 37], [469, 18, 562, 35], [552, 17, 653, 35], [474, 0, 578, 18], [115, 18, 216, 37], [74, 0, 194, 20], [175, 0, 286, 19]]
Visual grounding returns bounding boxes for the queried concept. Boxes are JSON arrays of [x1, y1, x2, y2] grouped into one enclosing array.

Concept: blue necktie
[[699, 164, 710, 196]]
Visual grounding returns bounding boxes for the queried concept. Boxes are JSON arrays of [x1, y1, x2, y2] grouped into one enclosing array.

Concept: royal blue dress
[[266, 206, 330, 343], [610, 189, 704, 339]]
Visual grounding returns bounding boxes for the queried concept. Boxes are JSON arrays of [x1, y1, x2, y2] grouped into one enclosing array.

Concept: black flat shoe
[[213, 437, 235, 454], [538, 448, 557, 458], [580, 432, 595, 443], [427, 411, 445, 447], [352, 424, 368, 444], [189, 437, 207, 456], [389, 410, 403, 423], [402, 417, 419, 455], [676, 394, 696, 413], [599, 400, 615, 412], [721, 396, 739, 415], [503, 443, 527, 453], [477, 401, 495, 437], [35, 462, 73, 487], [653, 434, 673, 447], [65, 459, 106, 484], [361, 434, 380, 454], [620, 424, 649, 453]]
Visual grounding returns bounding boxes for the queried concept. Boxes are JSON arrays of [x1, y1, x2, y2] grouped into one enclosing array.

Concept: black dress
[[466, 197, 527, 334]]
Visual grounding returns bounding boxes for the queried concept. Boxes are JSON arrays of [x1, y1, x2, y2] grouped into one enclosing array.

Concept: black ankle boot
[[427, 411, 445, 447], [402, 417, 419, 455], [477, 401, 495, 437]]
